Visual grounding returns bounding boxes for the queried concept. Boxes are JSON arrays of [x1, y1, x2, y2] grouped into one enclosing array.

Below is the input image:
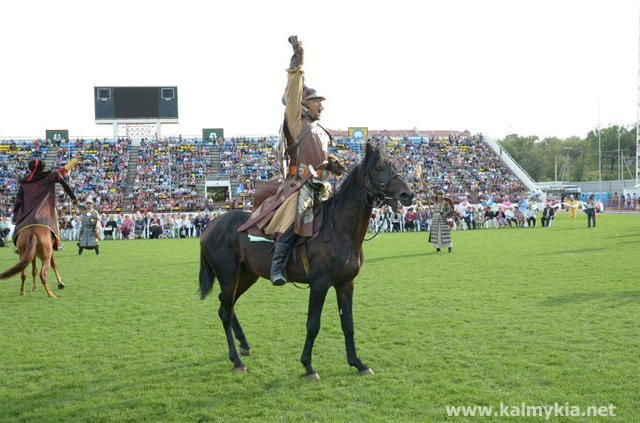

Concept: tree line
[[497, 124, 637, 182]]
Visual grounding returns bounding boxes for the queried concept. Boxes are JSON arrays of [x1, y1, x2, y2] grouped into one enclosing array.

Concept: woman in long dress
[[429, 191, 455, 253]]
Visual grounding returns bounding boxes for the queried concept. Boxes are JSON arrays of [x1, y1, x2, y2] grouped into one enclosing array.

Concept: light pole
[[597, 127, 602, 200], [168, 142, 172, 212], [617, 126, 622, 182]]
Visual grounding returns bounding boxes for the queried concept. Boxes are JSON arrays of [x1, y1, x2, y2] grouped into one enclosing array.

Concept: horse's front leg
[[300, 283, 330, 380], [335, 280, 372, 375]]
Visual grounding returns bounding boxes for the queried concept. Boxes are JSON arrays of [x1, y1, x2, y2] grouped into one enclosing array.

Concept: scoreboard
[[94, 86, 178, 121]]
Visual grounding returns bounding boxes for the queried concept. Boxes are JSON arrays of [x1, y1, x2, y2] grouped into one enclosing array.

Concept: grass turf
[[0, 213, 638, 422]]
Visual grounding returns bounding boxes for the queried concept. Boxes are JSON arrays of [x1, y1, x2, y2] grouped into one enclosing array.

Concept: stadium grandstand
[[0, 131, 534, 217]]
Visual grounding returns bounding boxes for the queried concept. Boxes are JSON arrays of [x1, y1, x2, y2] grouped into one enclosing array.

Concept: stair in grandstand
[[196, 144, 222, 194], [123, 145, 139, 196], [209, 144, 221, 177], [43, 147, 58, 170]]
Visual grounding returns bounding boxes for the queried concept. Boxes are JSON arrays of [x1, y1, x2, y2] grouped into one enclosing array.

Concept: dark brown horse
[[0, 226, 65, 298], [199, 143, 413, 379]]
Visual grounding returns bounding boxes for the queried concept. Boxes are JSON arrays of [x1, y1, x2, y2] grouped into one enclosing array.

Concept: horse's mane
[[324, 159, 365, 210]]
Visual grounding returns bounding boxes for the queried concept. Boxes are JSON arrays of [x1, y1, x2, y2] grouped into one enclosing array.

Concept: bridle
[[364, 162, 401, 208], [362, 161, 402, 241]]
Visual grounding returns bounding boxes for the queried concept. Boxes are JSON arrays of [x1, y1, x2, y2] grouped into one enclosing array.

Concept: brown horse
[[0, 226, 65, 298], [199, 143, 414, 379]]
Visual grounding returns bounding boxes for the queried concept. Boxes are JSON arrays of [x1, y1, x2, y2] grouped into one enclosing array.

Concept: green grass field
[[0, 213, 638, 422]]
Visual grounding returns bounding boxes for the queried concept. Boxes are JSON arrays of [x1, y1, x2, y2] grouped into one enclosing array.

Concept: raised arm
[[284, 35, 304, 139], [56, 157, 79, 202]]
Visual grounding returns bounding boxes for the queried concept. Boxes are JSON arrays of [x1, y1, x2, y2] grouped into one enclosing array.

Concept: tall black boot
[[78, 247, 83, 255], [270, 242, 291, 286], [95, 246, 100, 256]]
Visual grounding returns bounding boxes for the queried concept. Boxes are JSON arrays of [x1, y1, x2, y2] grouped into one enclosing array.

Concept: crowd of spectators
[[216, 133, 529, 207], [382, 134, 529, 205], [611, 192, 639, 210], [130, 138, 210, 212], [0, 133, 534, 217], [369, 196, 563, 234], [0, 139, 50, 215], [52, 138, 130, 214]]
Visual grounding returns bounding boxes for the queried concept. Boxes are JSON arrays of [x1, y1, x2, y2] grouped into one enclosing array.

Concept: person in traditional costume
[[77, 198, 101, 255], [12, 158, 79, 252], [428, 191, 454, 252], [237, 36, 345, 285], [565, 194, 580, 219]]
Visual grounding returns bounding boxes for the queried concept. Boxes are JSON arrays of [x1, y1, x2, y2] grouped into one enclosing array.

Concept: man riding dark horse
[[237, 36, 346, 286], [12, 158, 79, 251]]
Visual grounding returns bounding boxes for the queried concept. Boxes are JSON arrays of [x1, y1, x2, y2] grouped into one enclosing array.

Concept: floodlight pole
[[598, 127, 602, 198], [169, 143, 172, 212], [637, 9, 640, 186], [617, 127, 622, 182]]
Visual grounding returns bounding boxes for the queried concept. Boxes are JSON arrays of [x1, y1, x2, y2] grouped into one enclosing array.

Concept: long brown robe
[[237, 63, 338, 238], [12, 168, 76, 249]]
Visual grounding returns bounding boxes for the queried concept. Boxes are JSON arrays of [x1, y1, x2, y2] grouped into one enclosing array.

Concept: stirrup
[[271, 275, 287, 286]]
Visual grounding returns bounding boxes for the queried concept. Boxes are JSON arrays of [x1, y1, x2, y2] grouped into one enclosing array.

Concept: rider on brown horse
[[12, 158, 79, 251], [237, 36, 346, 286]]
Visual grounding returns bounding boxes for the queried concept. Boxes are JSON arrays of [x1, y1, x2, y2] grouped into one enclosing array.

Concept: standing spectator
[[586, 194, 596, 228]]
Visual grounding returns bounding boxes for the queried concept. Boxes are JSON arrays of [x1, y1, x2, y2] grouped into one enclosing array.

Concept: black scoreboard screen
[[94, 86, 178, 120]]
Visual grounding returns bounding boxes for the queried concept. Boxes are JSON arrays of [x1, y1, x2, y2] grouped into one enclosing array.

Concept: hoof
[[239, 346, 251, 356], [232, 364, 247, 372], [359, 368, 374, 376], [48, 294, 57, 299], [304, 372, 321, 381], [57, 283, 65, 289]]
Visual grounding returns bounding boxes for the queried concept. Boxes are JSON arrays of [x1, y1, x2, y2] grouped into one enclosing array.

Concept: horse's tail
[[199, 245, 216, 300], [0, 234, 37, 280]]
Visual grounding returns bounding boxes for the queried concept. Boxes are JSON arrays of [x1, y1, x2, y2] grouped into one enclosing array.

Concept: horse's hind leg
[[232, 266, 259, 356], [31, 259, 37, 292], [50, 256, 64, 289], [19, 268, 27, 296], [39, 255, 56, 299]]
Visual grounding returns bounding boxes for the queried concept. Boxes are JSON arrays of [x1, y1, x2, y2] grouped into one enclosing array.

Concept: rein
[[362, 163, 400, 242]]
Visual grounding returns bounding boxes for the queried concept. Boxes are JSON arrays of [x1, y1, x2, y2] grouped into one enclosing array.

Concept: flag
[[235, 183, 246, 194]]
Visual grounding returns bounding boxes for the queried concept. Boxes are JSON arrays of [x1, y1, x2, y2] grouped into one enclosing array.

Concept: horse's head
[[362, 142, 414, 211]]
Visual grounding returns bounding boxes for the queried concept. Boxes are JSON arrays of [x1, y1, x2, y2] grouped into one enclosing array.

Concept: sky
[[0, 0, 638, 140]]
